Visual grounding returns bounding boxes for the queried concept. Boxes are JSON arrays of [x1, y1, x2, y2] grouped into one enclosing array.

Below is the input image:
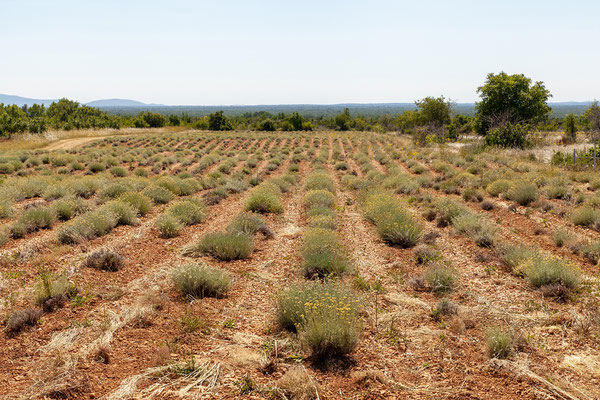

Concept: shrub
[[119, 192, 153, 216], [524, 257, 580, 290], [414, 245, 439, 264], [143, 185, 175, 204], [434, 199, 467, 227], [570, 207, 600, 227], [486, 179, 510, 197], [304, 172, 335, 193], [375, 211, 422, 248], [5, 308, 43, 336], [486, 327, 513, 359], [424, 265, 456, 294], [462, 188, 483, 203], [100, 182, 132, 199], [227, 212, 269, 236], [16, 206, 56, 234], [57, 210, 119, 244], [507, 182, 538, 206], [245, 185, 283, 214], [134, 168, 149, 177], [553, 229, 575, 247], [546, 184, 570, 200], [52, 197, 86, 221], [34, 272, 76, 310], [172, 262, 231, 299], [451, 213, 496, 247], [303, 190, 335, 209], [276, 281, 360, 358], [156, 214, 183, 238], [308, 214, 337, 230], [165, 199, 206, 225], [109, 166, 128, 177], [484, 123, 529, 149], [83, 249, 124, 271], [301, 228, 350, 278], [188, 232, 254, 261], [581, 240, 600, 264], [101, 200, 139, 226], [88, 162, 106, 173]]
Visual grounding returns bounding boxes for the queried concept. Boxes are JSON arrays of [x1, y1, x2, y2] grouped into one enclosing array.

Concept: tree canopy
[[474, 72, 552, 134]]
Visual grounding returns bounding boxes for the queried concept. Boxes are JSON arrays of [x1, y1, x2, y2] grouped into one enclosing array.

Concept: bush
[[245, 185, 283, 214], [486, 179, 510, 197], [101, 200, 139, 226], [581, 240, 600, 264], [308, 214, 337, 230], [507, 182, 538, 206], [188, 232, 254, 261], [227, 212, 269, 236], [57, 210, 119, 244], [570, 207, 600, 228], [304, 172, 335, 193], [5, 308, 43, 336], [553, 229, 575, 247], [375, 211, 422, 248], [119, 192, 153, 216], [83, 249, 124, 271], [524, 257, 580, 290], [303, 190, 335, 209], [301, 228, 350, 278], [165, 199, 206, 225], [424, 265, 456, 294], [276, 281, 360, 358], [109, 166, 128, 177], [451, 213, 496, 247], [15, 206, 56, 234], [34, 272, 76, 309], [486, 327, 514, 359], [143, 185, 175, 204], [499, 244, 580, 291], [156, 214, 183, 238], [484, 123, 529, 148], [88, 162, 106, 173], [172, 262, 231, 299]]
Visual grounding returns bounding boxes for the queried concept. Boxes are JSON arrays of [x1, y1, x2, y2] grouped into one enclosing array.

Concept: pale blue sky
[[1, 0, 598, 104]]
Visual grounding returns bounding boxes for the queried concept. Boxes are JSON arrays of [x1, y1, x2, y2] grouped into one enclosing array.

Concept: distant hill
[[85, 98, 151, 107], [0, 94, 58, 107]]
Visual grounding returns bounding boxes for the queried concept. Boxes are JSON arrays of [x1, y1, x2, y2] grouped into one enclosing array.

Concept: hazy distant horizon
[[2, 0, 598, 104]]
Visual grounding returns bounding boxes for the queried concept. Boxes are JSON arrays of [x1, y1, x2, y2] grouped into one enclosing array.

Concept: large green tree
[[415, 96, 452, 127], [474, 72, 552, 134]]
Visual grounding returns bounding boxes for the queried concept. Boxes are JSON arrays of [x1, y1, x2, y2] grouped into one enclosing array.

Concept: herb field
[[0, 131, 598, 399]]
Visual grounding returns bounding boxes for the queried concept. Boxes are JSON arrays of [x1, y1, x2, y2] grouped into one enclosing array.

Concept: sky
[[1, 0, 598, 105]]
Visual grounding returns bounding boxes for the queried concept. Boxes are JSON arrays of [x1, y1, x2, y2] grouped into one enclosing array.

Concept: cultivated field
[[0, 131, 599, 399]]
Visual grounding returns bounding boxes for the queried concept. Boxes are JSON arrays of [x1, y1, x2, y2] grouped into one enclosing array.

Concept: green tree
[[334, 108, 352, 130], [415, 96, 452, 127], [473, 72, 552, 134], [0, 104, 28, 137], [208, 111, 233, 131], [259, 119, 276, 131], [288, 112, 304, 131], [564, 113, 577, 143], [583, 101, 600, 135], [138, 111, 166, 128]]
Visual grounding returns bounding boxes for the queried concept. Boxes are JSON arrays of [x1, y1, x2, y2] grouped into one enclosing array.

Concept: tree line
[[2, 73, 599, 148]]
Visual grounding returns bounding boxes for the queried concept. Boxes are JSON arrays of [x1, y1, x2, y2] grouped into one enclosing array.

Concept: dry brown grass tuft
[[276, 366, 319, 400]]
